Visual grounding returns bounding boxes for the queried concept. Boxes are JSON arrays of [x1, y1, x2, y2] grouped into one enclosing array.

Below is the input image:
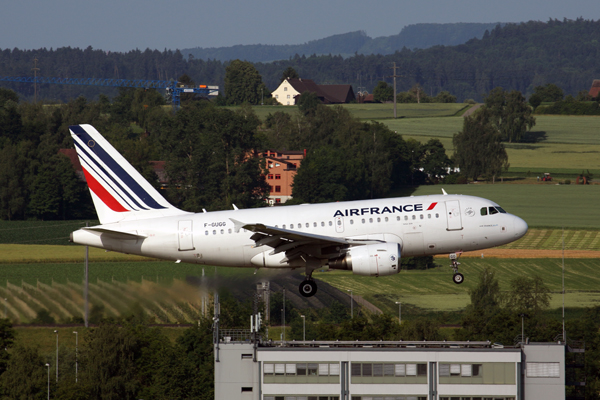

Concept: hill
[[182, 23, 500, 62], [1, 19, 598, 102]]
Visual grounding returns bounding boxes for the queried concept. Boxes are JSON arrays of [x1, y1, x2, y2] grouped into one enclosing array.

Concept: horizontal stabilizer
[[82, 227, 147, 239]]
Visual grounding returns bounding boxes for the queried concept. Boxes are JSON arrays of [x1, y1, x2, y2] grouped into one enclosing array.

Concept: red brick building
[[262, 149, 305, 205], [590, 79, 600, 99]]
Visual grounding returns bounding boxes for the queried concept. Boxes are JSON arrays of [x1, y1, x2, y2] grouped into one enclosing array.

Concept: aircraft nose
[[513, 216, 528, 239]]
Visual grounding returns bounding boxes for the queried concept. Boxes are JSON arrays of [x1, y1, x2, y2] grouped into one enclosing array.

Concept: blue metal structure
[[0, 76, 218, 107]]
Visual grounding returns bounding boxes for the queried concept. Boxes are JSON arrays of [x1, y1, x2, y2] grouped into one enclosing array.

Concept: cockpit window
[[489, 207, 499, 215], [496, 206, 507, 213], [480, 207, 488, 216]]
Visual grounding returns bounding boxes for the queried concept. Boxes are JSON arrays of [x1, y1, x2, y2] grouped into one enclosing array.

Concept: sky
[[1, 0, 599, 53]]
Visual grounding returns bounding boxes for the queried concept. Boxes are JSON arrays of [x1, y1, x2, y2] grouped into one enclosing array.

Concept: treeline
[[1, 19, 599, 102], [0, 319, 214, 400], [0, 87, 455, 221]]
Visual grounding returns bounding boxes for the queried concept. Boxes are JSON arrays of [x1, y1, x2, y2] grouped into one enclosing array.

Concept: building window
[[275, 186, 281, 193], [275, 174, 281, 179], [284, 87, 288, 91], [275, 198, 281, 204], [287, 94, 290, 99], [527, 362, 560, 378], [268, 174, 273, 179], [275, 94, 279, 99]]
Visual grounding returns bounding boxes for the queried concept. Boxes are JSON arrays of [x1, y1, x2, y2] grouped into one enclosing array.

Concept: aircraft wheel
[[453, 273, 464, 284], [299, 280, 318, 297]]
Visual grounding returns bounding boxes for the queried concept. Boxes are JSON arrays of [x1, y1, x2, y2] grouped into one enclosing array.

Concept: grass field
[[317, 257, 600, 314], [228, 103, 470, 121], [375, 114, 600, 173], [409, 184, 600, 229]]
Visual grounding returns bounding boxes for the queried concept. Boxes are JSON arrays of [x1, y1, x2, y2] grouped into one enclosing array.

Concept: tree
[[418, 139, 453, 183], [533, 83, 564, 102], [280, 66, 299, 82], [372, 81, 393, 103], [0, 319, 14, 375], [485, 87, 536, 143], [224, 59, 264, 105], [0, 345, 49, 399], [453, 107, 509, 181], [433, 91, 457, 103], [505, 275, 551, 316]]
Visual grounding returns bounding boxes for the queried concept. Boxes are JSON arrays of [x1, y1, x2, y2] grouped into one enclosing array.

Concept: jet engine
[[328, 243, 400, 276]]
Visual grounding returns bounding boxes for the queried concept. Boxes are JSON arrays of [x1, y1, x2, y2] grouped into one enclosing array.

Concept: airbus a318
[[69, 124, 528, 297]]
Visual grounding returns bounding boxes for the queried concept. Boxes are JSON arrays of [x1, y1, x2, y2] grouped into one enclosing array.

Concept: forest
[[0, 18, 599, 103]]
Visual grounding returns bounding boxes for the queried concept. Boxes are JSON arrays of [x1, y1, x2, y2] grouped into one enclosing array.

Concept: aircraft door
[[335, 216, 345, 233], [178, 220, 195, 251], [445, 200, 463, 231]]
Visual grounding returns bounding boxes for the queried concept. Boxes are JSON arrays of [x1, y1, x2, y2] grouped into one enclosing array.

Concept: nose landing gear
[[449, 252, 464, 284]]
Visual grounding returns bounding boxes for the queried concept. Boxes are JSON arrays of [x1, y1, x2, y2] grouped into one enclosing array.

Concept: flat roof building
[[215, 336, 566, 400]]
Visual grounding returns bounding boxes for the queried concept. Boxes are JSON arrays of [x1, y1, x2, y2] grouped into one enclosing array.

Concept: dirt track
[[435, 249, 600, 259]]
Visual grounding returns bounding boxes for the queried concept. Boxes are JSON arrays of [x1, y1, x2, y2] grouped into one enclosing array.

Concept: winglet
[[442, 188, 448, 195], [232, 204, 239, 210]]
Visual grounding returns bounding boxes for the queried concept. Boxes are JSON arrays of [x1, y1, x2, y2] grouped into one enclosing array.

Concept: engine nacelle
[[329, 243, 401, 276]]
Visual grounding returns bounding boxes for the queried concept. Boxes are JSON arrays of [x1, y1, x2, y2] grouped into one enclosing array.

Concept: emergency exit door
[[178, 220, 195, 251]]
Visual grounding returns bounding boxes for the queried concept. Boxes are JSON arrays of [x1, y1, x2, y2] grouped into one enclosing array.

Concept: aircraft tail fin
[[69, 124, 189, 224]]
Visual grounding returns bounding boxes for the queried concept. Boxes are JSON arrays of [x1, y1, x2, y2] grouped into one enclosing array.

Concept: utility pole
[[390, 62, 401, 119], [32, 58, 40, 103]]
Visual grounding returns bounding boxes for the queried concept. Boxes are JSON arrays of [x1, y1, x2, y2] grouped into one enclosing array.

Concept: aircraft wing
[[230, 218, 383, 264]]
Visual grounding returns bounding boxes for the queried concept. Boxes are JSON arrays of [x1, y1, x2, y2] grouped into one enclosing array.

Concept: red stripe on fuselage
[[427, 202, 438, 210], [82, 166, 129, 212]]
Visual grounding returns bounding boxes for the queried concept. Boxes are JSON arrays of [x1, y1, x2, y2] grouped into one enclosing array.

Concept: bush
[[534, 100, 600, 115], [564, 179, 571, 185]]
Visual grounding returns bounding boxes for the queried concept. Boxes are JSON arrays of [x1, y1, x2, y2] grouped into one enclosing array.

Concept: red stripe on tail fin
[[82, 166, 129, 212]]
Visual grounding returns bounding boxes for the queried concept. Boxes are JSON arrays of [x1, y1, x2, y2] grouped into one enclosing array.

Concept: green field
[[409, 184, 600, 229], [375, 114, 600, 173], [228, 103, 470, 121], [317, 258, 600, 313]]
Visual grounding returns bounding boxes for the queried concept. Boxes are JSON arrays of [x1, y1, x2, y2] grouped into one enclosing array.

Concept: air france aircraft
[[69, 124, 528, 298]]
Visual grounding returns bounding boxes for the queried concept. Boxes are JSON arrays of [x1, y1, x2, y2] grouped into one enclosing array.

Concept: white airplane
[[69, 124, 528, 298]]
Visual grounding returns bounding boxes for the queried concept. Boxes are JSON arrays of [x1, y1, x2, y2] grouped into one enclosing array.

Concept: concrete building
[[263, 149, 304, 205], [215, 337, 566, 400]]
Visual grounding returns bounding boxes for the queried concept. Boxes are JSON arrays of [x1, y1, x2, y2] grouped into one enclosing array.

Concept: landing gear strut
[[449, 252, 464, 285]]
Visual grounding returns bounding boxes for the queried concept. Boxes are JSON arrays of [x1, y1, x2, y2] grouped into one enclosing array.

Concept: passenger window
[[290, 224, 294, 229], [329, 221, 333, 226], [283, 224, 286, 229], [428, 214, 431, 219], [420, 214, 424, 219], [396, 216, 401, 221], [385, 217, 389, 222], [361, 219, 366, 224], [436, 213, 439, 218], [337, 220, 342, 226], [404, 216, 408, 221], [350, 220, 354, 225], [205, 231, 209, 235], [480, 207, 488, 216], [220, 229, 224, 234], [305, 223, 309, 228], [321, 222, 325, 227], [412, 215, 416, 220], [212, 230, 216, 235], [228, 228, 232, 234], [369, 218, 373, 223], [313, 222, 317, 227]]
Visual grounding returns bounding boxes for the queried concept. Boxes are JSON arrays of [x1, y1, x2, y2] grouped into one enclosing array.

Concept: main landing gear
[[299, 279, 318, 297], [450, 252, 464, 284]]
